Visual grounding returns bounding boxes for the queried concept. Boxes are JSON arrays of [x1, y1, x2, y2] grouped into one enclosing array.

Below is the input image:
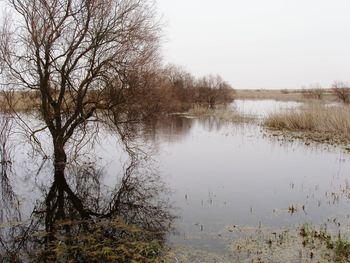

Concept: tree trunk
[[51, 136, 90, 220], [53, 137, 67, 220]]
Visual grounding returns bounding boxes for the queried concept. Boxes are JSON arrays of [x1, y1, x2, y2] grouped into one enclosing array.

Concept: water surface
[[232, 99, 302, 118], [2, 100, 350, 261]]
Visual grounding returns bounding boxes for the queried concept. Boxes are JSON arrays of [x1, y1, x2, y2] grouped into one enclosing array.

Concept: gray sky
[[1, 0, 350, 89], [158, 0, 350, 89]]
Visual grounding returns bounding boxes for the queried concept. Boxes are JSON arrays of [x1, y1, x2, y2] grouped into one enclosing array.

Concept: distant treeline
[[299, 82, 350, 103]]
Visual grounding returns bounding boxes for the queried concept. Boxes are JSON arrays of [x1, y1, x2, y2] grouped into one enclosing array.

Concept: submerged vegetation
[[300, 224, 350, 262], [36, 218, 166, 262], [224, 224, 350, 263]]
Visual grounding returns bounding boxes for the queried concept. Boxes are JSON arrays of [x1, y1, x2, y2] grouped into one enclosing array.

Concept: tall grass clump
[[264, 105, 350, 137]]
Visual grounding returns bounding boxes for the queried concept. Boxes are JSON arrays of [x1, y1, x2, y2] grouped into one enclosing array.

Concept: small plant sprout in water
[[288, 205, 298, 214]]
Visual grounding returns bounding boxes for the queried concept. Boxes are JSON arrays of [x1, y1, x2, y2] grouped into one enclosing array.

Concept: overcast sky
[[158, 0, 350, 89], [1, 0, 350, 89]]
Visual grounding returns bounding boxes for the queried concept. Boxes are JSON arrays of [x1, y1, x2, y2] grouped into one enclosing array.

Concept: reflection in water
[[232, 99, 302, 118], [142, 115, 194, 143], [1, 102, 350, 262], [149, 114, 350, 260], [141, 114, 232, 143], [0, 153, 174, 262], [0, 116, 20, 224]]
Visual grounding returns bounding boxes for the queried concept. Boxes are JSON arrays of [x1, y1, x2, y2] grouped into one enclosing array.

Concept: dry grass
[[0, 91, 40, 112], [235, 89, 336, 102], [264, 104, 350, 141]]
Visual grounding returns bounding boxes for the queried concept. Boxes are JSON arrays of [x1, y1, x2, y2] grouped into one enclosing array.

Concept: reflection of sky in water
[[95, 107, 350, 253], [232, 99, 302, 118], [144, 106, 349, 253]]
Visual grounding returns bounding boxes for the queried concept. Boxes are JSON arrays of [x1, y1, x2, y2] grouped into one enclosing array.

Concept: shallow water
[[232, 99, 302, 118], [2, 100, 350, 261], [95, 101, 350, 257], [157, 119, 350, 253]]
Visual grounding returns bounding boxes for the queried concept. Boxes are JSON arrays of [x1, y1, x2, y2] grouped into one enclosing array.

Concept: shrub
[[301, 84, 324, 100], [332, 81, 350, 104]]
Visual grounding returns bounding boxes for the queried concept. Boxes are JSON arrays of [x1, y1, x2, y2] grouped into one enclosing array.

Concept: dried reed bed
[[235, 89, 336, 102], [264, 104, 350, 137]]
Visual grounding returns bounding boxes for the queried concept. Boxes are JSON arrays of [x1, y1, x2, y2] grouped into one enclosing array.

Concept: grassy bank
[[264, 104, 350, 147]]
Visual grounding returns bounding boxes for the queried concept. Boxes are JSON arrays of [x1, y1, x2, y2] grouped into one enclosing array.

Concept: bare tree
[[0, 0, 160, 218], [301, 83, 324, 100], [332, 81, 350, 104]]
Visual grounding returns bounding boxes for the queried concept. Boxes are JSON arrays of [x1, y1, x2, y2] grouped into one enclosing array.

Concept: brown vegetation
[[0, 1, 235, 260], [235, 89, 335, 102], [153, 65, 235, 112], [332, 81, 350, 104], [0, 65, 235, 114], [301, 84, 324, 100], [264, 104, 350, 144], [0, 0, 174, 261]]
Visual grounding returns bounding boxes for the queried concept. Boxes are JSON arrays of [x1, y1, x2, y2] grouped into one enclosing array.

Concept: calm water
[[232, 99, 302, 118], [95, 100, 350, 255], [159, 119, 350, 250], [2, 100, 350, 260]]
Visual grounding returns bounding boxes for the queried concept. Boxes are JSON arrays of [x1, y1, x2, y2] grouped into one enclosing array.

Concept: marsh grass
[[235, 89, 336, 102], [264, 104, 350, 143], [224, 224, 350, 262], [300, 224, 350, 262], [35, 218, 167, 263]]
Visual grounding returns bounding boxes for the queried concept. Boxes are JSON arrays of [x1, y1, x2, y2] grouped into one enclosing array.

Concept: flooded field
[[1, 100, 350, 262], [149, 101, 350, 261], [159, 118, 350, 260]]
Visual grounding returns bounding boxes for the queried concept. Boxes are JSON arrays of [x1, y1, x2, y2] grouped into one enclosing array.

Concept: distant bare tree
[[301, 83, 324, 100], [332, 81, 350, 104], [162, 64, 196, 109], [0, 0, 161, 219]]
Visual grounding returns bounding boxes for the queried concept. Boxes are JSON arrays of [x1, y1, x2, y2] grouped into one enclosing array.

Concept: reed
[[265, 104, 350, 137]]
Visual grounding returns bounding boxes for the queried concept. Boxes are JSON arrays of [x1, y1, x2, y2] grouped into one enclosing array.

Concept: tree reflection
[[0, 155, 174, 262], [0, 116, 20, 223], [142, 115, 194, 143], [0, 115, 35, 262], [141, 114, 231, 143]]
